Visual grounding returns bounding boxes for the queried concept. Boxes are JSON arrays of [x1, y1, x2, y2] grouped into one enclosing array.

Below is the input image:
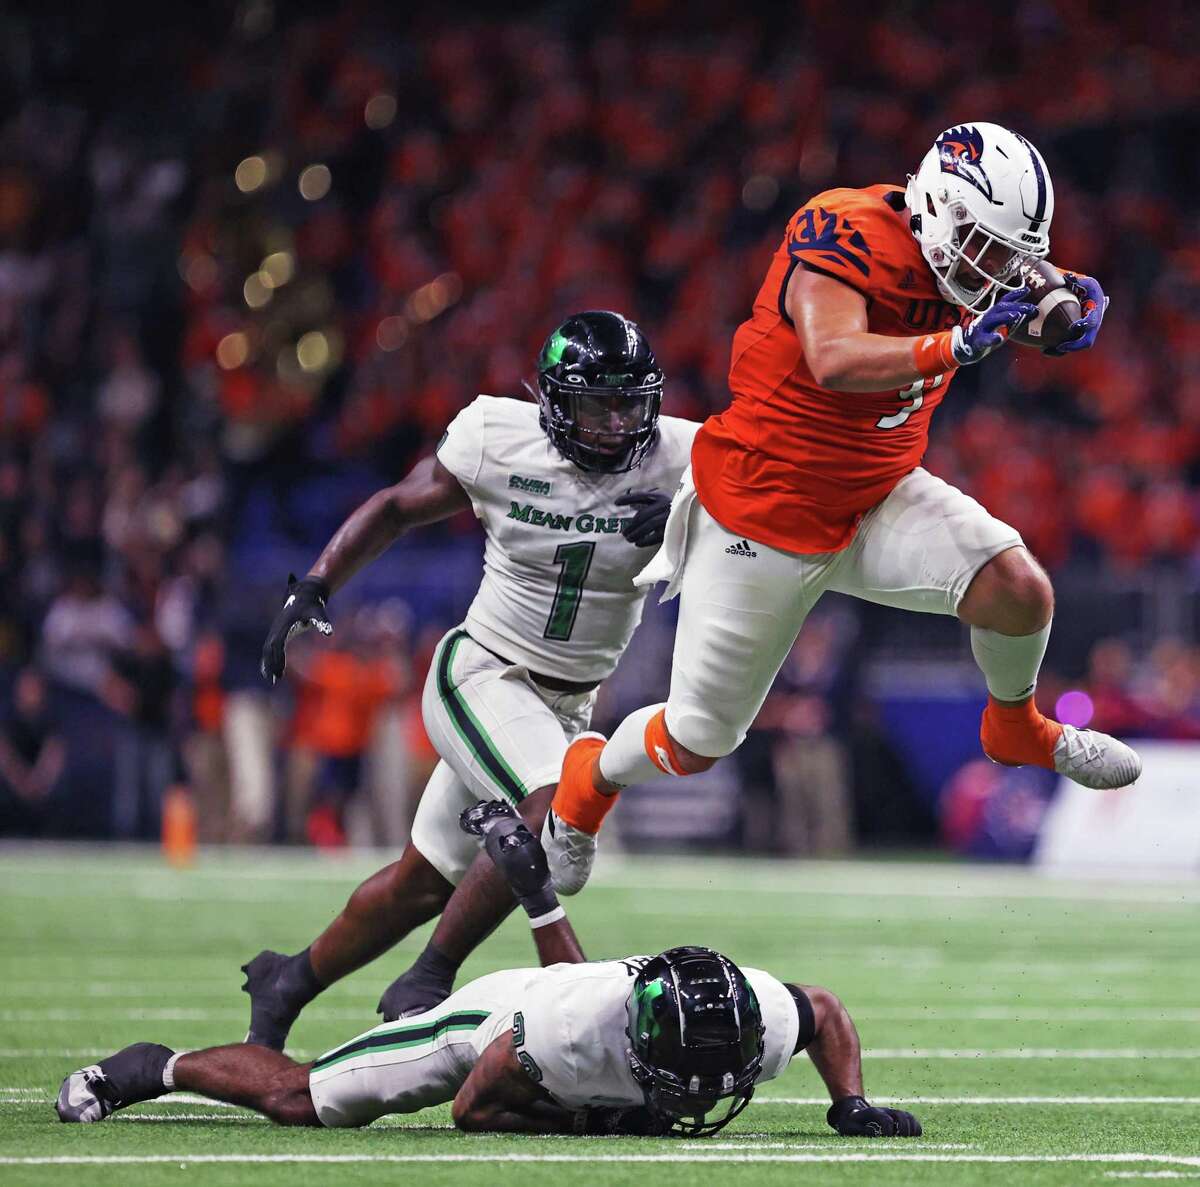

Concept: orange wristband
[[912, 330, 958, 377]]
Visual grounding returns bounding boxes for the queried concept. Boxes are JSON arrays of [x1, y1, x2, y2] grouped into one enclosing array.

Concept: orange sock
[[644, 708, 687, 776], [980, 695, 1063, 770], [551, 736, 617, 835]]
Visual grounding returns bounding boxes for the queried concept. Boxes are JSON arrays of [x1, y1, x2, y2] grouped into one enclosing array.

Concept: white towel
[[633, 466, 696, 603]]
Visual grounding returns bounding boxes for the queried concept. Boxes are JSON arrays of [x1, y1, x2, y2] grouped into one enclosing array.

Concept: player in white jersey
[[57, 802, 921, 1141], [243, 312, 699, 1049]]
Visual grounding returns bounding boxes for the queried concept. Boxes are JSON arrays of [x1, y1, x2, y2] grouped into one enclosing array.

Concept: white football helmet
[[906, 122, 1053, 312]]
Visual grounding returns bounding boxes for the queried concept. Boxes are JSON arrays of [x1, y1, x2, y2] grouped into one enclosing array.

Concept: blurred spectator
[[185, 632, 231, 843], [285, 615, 403, 848], [740, 608, 858, 856], [96, 329, 160, 434], [344, 602, 420, 849], [940, 761, 1056, 861], [108, 623, 179, 839], [0, 667, 66, 834], [40, 566, 132, 701], [1084, 638, 1144, 736], [220, 591, 278, 843]]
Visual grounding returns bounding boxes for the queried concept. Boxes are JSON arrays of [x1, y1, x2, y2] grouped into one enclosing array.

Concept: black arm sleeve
[[785, 984, 817, 1054]]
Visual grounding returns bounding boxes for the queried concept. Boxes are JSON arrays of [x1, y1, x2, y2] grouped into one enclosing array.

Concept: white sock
[[162, 1052, 182, 1091], [970, 622, 1051, 702], [597, 703, 666, 788]]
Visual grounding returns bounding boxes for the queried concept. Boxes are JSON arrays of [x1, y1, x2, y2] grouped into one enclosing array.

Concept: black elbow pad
[[785, 984, 817, 1053]]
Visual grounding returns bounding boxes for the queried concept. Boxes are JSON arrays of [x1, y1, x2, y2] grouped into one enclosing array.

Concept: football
[[1008, 259, 1083, 352]]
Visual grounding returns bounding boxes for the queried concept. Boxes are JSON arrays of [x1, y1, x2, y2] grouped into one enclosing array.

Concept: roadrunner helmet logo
[[936, 125, 995, 204]]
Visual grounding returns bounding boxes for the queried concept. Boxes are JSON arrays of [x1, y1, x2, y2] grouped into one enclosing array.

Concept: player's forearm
[[456, 1098, 577, 1135], [807, 331, 942, 393], [530, 914, 587, 966], [804, 989, 864, 1101], [307, 489, 409, 593], [452, 1036, 578, 1135]]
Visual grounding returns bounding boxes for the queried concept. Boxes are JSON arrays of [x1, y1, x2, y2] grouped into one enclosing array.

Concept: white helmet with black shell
[[906, 122, 1054, 312]]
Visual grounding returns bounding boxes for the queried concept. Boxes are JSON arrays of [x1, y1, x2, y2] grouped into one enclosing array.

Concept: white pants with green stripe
[[308, 968, 528, 1127], [411, 627, 597, 885]]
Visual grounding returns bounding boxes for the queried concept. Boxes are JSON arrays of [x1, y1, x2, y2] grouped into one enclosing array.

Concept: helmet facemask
[[926, 201, 1041, 312], [532, 370, 662, 475], [627, 1049, 759, 1138]]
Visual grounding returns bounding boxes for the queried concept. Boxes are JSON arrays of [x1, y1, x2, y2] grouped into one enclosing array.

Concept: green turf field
[[1, 846, 1198, 1186]]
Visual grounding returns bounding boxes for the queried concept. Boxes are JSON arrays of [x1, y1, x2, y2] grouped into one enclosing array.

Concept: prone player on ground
[[542, 122, 1141, 893], [242, 311, 699, 1047], [57, 801, 920, 1141]]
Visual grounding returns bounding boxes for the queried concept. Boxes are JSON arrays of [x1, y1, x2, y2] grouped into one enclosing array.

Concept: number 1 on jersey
[[544, 541, 595, 641]]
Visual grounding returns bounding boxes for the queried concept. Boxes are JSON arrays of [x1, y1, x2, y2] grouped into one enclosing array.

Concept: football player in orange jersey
[[543, 122, 1140, 893]]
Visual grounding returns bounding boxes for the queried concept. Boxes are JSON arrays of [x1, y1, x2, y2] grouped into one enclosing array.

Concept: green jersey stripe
[[436, 631, 528, 804], [311, 1010, 491, 1072]]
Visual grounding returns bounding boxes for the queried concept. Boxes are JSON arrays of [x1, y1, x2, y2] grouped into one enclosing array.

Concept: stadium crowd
[[0, 3, 1198, 846]]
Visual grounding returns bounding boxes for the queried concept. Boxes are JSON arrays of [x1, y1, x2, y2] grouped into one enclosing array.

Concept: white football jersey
[[505, 957, 800, 1110], [436, 395, 698, 683]]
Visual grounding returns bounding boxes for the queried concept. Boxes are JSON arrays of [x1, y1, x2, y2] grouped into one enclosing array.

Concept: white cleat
[[541, 809, 597, 896], [56, 1066, 115, 1123], [1053, 724, 1142, 790]]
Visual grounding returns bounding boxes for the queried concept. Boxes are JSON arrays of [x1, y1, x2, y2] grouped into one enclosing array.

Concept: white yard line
[[4, 1152, 1200, 1166], [1107, 1175, 1200, 1180], [115, 1112, 264, 1123], [0, 1049, 317, 1059], [5, 1091, 1200, 1108], [0, 981, 264, 997], [0, 1008, 366, 1022], [3, 848, 1198, 904], [1, 1046, 1189, 1061], [866, 1048, 1200, 1059], [758, 1096, 1200, 1106], [21, 1005, 1200, 1024], [8, 1005, 1196, 1024], [855, 1007, 1200, 1023], [660, 1142, 975, 1151]]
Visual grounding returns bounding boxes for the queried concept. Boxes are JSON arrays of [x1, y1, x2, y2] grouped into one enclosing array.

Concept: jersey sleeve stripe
[[311, 1010, 491, 1072], [436, 630, 529, 804], [777, 258, 799, 325]]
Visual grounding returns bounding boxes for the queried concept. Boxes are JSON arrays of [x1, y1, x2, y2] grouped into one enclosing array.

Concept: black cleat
[[56, 1042, 173, 1123], [241, 950, 306, 1050], [376, 964, 454, 1022]]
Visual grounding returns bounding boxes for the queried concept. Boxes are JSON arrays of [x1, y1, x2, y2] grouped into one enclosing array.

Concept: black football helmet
[[531, 310, 663, 474], [626, 946, 765, 1138]]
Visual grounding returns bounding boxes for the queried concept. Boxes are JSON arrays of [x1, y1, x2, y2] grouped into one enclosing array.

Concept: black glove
[[460, 801, 559, 919], [827, 1095, 922, 1138], [574, 1105, 672, 1137], [617, 488, 671, 548], [260, 574, 333, 685]]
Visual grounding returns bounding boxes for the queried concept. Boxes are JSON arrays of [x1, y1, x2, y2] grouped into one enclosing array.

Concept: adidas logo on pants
[[724, 538, 758, 557]]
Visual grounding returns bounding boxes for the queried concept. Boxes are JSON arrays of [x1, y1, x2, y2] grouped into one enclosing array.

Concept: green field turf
[[1, 845, 1198, 1186]]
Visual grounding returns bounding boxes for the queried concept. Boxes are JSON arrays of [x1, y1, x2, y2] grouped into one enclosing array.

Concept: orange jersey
[[692, 185, 965, 554]]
